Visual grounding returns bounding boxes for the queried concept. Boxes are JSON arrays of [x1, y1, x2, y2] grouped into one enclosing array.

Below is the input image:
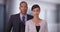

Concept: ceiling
[[0, 0, 60, 4]]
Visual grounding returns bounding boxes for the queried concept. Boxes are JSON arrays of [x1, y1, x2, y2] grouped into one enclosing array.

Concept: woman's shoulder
[[41, 19, 47, 24]]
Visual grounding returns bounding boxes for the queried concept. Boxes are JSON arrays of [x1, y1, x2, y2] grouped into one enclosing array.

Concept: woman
[[25, 4, 48, 32]]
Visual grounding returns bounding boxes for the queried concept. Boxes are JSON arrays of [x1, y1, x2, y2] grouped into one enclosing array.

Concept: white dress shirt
[[20, 13, 27, 22], [25, 19, 48, 32]]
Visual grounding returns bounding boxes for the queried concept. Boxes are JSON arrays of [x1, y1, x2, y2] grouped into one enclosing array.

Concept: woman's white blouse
[[25, 19, 48, 32]]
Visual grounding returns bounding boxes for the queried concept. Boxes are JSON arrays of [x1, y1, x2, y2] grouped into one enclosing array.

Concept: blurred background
[[0, 0, 60, 32]]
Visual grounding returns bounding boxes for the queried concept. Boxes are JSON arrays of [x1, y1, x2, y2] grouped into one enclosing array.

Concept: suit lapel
[[18, 13, 21, 22]]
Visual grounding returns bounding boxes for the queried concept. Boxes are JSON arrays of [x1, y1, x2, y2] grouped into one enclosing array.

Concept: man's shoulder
[[10, 13, 20, 17]]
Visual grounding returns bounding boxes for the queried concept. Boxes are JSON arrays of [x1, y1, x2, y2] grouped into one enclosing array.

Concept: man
[[6, 1, 33, 32]]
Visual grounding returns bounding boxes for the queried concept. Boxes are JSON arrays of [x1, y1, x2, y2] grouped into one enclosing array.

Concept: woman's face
[[32, 8, 40, 17]]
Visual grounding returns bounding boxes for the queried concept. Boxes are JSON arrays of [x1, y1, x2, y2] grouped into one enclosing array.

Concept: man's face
[[20, 3, 28, 14]]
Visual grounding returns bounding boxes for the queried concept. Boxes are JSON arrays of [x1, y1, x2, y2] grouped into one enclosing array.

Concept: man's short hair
[[20, 1, 27, 6]]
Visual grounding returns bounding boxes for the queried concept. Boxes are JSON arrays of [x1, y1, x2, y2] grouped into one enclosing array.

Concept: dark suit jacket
[[6, 13, 33, 32]]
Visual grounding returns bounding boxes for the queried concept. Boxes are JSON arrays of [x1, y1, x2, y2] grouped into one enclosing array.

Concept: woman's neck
[[32, 16, 41, 26], [33, 16, 40, 20]]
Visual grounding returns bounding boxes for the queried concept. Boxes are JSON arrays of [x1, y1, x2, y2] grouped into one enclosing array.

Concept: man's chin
[[22, 13, 26, 14]]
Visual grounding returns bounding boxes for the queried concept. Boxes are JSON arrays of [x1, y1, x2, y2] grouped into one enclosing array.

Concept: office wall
[[0, 0, 4, 32], [0, 4, 4, 32], [56, 4, 60, 32]]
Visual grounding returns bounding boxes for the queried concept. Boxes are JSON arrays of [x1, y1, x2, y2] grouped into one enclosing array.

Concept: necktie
[[22, 16, 25, 24]]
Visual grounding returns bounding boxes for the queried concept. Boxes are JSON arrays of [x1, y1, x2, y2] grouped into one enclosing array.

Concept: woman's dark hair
[[31, 4, 40, 11]]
